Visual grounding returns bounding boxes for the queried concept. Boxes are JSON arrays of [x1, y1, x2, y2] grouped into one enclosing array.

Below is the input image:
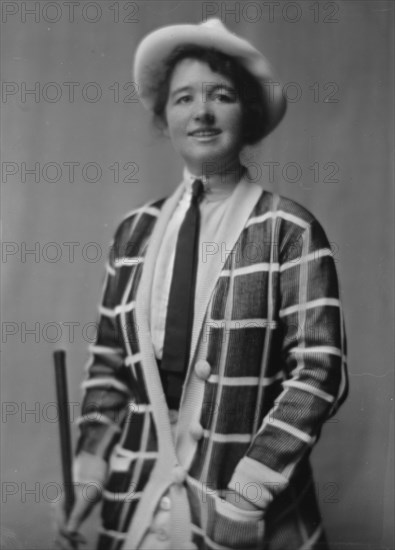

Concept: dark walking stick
[[54, 349, 75, 518]]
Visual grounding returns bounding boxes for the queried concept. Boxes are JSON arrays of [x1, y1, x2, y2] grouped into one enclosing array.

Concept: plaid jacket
[[76, 174, 348, 550]]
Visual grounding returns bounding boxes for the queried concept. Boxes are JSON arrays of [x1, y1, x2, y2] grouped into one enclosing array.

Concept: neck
[[187, 158, 245, 187]]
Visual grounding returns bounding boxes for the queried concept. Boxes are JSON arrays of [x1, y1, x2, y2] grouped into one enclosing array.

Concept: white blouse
[[150, 167, 240, 359]]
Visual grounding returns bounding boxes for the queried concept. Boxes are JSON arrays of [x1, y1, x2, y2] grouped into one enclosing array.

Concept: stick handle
[[54, 349, 75, 518]]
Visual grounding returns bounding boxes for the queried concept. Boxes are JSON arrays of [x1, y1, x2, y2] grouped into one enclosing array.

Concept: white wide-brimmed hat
[[133, 19, 287, 139]]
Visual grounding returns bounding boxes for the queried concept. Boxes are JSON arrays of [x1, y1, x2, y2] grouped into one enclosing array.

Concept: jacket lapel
[[136, 183, 186, 331], [128, 182, 189, 549], [134, 180, 185, 402]]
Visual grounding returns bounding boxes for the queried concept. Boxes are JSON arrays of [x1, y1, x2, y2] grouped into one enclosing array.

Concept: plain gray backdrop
[[1, 1, 394, 548]]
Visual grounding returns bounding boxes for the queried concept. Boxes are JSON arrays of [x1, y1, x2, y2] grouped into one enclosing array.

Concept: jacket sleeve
[[227, 217, 348, 510], [73, 220, 137, 484]]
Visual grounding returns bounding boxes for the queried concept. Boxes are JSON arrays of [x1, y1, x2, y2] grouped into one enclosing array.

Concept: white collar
[[182, 166, 245, 203], [182, 167, 209, 189]]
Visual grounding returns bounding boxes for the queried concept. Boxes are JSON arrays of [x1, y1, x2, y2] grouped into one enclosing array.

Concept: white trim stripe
[[99, 527, 127, 540], [276, 210, 310, 229], [103, 489, 143, 501], [207, 372, 284, 386], [131, 409, 152, 491], [279, 297, 340, 318], [114, 257, 144, 267], [335, 305, 348, 407], [99, 301, 136, 318], [141, 206, 161, 217], [106, 262, 116, 276], [223, 319, 277, 329], [125, 353, 143, 366], [246, 209, 310, 230], [128, 403, 153, 414], [82, 377, 131, 394], [246, 211, 275, 227], [290, 345, 343, 357], [299, 525, 323, 550], [118, 253, 139, 380], [266, 418, 313, 444], [203, 319, 277, 330], [226, 318, 276, 329], [121, 205, 160, 221], [280, 248, 333, 272], [99, 305, 116, 318], [88, 344, 123, 355], [253, 192, 279, 434], [199, 246, 237, 481], [112, 444, 159, 461], [202, 430, 252, 443], [283, 380, 335, 403], [221, 262, 280, 277]]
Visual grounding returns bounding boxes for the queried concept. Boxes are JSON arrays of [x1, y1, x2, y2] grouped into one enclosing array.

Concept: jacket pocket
[[209, 496, 265, 550]]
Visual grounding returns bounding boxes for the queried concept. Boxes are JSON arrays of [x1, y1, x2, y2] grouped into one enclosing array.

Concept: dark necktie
[[160, 179, 205, 409]]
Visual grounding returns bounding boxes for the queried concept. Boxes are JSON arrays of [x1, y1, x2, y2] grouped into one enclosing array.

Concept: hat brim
[[133, 20, 287, 139]]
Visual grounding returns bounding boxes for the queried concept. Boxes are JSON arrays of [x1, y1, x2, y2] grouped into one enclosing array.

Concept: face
[[164, 58, 244, 175]]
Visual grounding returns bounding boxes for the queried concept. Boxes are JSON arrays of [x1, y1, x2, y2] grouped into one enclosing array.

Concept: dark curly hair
[[151, 45, 269, 145]]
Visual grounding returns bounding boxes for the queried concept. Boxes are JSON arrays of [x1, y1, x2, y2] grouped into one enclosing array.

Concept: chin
[[184, 151, 238, 171]]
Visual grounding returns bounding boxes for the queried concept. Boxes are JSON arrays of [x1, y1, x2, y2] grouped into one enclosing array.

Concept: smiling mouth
[[189, 129, 221, 137]]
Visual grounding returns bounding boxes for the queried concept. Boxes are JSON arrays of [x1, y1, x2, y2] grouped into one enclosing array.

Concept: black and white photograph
[[1, 1, 394, 549]]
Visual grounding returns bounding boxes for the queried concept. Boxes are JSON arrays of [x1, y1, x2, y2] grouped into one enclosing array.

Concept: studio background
[[1, 1, 393, 548]]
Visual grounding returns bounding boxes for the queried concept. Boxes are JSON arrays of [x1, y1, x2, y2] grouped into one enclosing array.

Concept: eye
[[213, 89, 237, 103], [214, 93, 231, 102], [175, 94, 192, 105]]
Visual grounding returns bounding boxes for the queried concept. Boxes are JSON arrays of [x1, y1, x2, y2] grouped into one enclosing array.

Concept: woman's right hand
[[53, 482, 102, 549]]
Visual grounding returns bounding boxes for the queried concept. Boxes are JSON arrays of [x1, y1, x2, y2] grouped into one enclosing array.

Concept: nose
[[193, 98, 215, 124]]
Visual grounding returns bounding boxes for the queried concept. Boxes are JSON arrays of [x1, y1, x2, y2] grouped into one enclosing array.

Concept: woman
[[56, 19, 348, 550]]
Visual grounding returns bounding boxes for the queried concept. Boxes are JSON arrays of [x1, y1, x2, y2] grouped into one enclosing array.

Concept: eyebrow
[[169, 86, 193, 99], [203, 83, 236, 94]]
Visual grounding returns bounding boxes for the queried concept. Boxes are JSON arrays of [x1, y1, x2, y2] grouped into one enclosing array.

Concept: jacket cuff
[[73, 451, 108, 485], [227, 456, 289, 510]]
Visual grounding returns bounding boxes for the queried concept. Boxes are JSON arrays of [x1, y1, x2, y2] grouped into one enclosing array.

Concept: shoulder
[[118, 195, 167, 228], [254, 190, 331, 254], [254, 190, 316, 227], [106, 196, 167, 263], [254, 190, 327, 232], [112, 195, 167, 244]]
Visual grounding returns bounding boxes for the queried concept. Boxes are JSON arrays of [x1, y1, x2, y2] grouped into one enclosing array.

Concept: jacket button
[[172, 465, 187, 485], [156, 527, 168, 541], [159, 495, 171, 511], [190, 423, 204, 441], [194, 360, 211, 380]]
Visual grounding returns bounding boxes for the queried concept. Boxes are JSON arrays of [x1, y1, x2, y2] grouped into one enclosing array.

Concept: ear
[[156, 112, 169, 136]]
